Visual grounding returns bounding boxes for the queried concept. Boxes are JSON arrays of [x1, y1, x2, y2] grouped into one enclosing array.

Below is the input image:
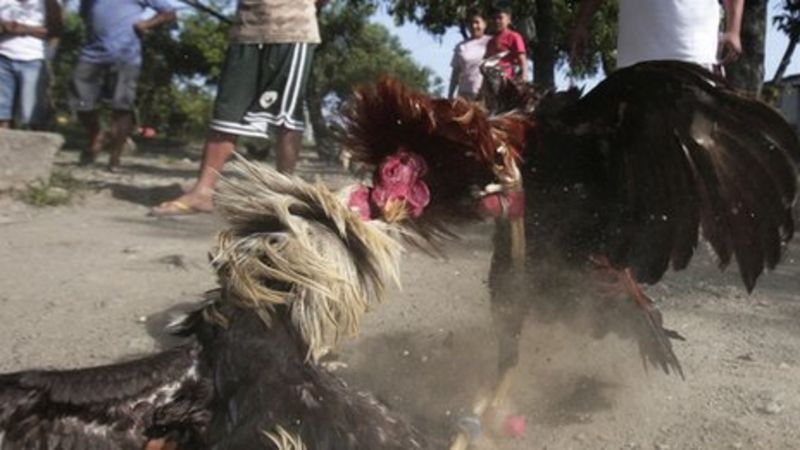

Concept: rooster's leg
[[449, 366, 517, 450], [449, 220, 527, 450], [448, 306, 523, 450]]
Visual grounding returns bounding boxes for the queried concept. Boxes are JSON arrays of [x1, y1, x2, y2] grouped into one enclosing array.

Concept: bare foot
[[148, 191, 214, 217]]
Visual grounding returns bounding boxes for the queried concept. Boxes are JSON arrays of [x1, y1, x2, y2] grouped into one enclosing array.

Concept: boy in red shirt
[[485, 5, 528, 81]]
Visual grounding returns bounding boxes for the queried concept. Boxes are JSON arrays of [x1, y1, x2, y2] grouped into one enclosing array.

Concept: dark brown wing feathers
[[553, 61, 799, 291]]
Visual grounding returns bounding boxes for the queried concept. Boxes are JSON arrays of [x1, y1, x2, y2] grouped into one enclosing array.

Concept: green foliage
[[136, 5, 231, 136], [314, 1, 440, 102], [307, 1, 444, 155], [50, 12, 85, 113], [381, 0, 619, 80], [168, 8, 231, 82], [50, 4, 231, 139], [561, 0, 618, 78], [775, 0, 800, 38], [388, 0, 535, 36], [768, 0, 799, 86], [18, 169, 86, 207]]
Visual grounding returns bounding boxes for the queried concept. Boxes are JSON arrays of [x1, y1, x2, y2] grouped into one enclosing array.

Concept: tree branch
[[176, 0, 232, 24]]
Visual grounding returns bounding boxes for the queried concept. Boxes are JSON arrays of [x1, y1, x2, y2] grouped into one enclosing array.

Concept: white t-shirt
[[617, 0, 721, 68], [451, 35, 491, 98], [0, 0, 53, 61]]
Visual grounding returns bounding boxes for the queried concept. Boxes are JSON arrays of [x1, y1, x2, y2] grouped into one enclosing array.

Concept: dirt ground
[[1, 147, 799, 450]]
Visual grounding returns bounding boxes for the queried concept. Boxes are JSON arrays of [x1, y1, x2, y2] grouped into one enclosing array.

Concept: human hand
[[719, 31, 742, 64], [2, 21, 26, 36], [133, 22, 149, 38]]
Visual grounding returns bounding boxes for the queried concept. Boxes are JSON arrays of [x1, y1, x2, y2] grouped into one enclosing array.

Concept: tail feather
[[634, 293, 685, 379]]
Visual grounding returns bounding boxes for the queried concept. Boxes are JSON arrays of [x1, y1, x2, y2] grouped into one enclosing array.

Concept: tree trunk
[[772, 31, 799, 84], [532, 0, 555, 89], [726, 0, 766, 97]]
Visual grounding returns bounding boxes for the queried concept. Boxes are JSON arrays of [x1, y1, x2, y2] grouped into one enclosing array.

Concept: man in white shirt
[[570, 0, 743, 70], [0, 0, 62, 129]]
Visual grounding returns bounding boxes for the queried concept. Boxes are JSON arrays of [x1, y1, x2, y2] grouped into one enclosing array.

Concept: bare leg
[[276, 126, 302, 174], [149, 130, 236, 215], [77, 111, 104, 164], [107, 110, 134, 170]]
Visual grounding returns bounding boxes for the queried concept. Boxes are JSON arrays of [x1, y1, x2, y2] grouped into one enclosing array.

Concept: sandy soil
[[1, 148, 799, 450]]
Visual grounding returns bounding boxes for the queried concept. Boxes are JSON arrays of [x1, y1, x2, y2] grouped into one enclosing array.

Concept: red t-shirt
[[485, 29, 527, 79]]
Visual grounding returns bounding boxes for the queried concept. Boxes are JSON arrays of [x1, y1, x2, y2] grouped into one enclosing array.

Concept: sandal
[[148, 200, 212, 217]]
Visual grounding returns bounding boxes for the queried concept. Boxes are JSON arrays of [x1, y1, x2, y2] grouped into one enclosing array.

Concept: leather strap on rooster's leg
[[478, 143, 526, 270], [449, 368, 521, 450]]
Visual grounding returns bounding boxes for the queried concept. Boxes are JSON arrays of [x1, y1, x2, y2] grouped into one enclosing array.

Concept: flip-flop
[[148, 200, 210, 217]]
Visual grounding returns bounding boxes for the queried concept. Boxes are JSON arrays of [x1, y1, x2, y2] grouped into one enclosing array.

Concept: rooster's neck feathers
[[210, 156, 403, 361]]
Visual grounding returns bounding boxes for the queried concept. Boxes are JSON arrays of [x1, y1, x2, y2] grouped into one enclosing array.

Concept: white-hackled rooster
[[0, 158, 435, 450]]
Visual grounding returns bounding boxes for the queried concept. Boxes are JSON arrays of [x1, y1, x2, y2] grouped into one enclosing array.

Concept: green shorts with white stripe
[[210, 42, 316, 139]]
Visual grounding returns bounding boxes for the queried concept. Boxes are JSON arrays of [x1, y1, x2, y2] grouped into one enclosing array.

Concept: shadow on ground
[[106, 182, 185, 207]]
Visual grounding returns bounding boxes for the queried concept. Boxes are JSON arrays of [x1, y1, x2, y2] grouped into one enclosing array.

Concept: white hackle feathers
[[211, 156, 403, 361], [263, 425, 307, 450]]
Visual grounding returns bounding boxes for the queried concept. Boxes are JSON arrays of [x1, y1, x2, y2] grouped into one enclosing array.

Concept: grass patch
[[17, 169, 87, 207]]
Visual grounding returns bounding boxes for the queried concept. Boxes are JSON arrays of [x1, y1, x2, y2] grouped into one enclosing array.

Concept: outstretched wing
[[539, 60, 799, 290], [0, 344, 210, 449]]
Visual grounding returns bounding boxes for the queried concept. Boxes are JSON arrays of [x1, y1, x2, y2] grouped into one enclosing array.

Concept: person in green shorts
[[150, 0, 321, 216]]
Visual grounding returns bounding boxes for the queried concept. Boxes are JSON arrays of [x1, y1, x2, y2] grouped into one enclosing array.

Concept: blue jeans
[[0, 55, 49, 126]]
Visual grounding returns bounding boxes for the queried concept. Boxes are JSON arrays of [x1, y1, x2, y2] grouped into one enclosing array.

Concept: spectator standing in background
[[0, 0, 63, 130], [484, 4, 528, 82], [449, 10, 491, 100], [150, 0, 323, 216], [570, 0, 743, 70], [72, 0, 176, 171]]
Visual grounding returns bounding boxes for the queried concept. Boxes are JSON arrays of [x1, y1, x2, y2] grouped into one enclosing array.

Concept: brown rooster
[[341, 60, 800, 448]]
